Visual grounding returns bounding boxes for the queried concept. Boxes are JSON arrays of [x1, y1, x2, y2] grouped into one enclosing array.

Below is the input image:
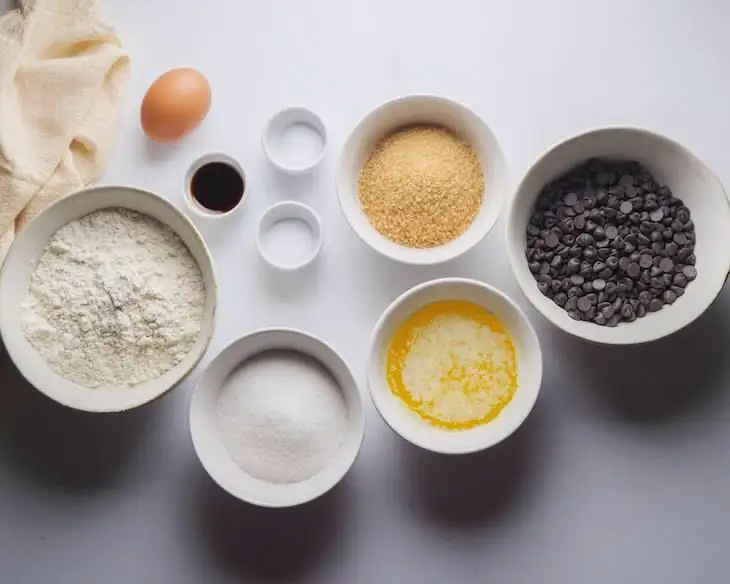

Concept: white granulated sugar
[[20, 208, 205, 388], [216, 350, 348, 484]]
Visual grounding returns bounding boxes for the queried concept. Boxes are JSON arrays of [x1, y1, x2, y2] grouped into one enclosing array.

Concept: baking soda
[[269, 122, 324, 168], [260, 218, 315, 268], [215, 350, 348, 484]]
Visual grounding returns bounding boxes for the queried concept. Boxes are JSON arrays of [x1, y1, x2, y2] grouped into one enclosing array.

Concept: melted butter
[[386, 300, 518, 430]]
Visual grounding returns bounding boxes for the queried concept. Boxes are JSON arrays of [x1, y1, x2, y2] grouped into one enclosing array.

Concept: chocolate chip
[[576, 233, 594, 247], [619, 201, 633, 214], [662, 290, 678, 305], [639, 254, 653, 268], [627, 262, 641, 278], [683, 265, 697, 280], [524, 159, 696, 326], [673, 273, 688, 287], [676, 206, 691, 223], [545, 233, 560, 248], [618, 174, 634, 187], [577, 296, 593, 313], [605, 224, 618, 240]]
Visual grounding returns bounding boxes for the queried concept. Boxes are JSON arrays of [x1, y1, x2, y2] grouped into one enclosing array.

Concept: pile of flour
[[20, 208, 206, 388]]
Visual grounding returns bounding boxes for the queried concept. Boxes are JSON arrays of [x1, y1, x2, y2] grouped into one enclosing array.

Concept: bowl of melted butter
[[367, 278, 543, 454]]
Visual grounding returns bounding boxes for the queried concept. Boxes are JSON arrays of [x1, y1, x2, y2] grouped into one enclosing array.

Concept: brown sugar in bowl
[[337, 95, 507, 266]]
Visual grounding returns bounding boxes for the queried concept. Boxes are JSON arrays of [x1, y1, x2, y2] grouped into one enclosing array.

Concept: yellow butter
[[386, 300, 518, 430]]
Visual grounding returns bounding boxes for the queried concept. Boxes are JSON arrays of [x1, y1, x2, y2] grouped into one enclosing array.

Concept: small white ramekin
[[256, 201, 323, 271], [183, 152, 247, 219], [262, 107, 327, 174]]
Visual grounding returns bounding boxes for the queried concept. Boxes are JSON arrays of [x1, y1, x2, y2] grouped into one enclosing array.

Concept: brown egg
[[141, 68, 211, 142]]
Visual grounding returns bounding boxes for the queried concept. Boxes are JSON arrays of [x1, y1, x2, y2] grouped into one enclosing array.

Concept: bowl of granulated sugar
[[189, 328, 365, 508], [337, 94, 508, 265]]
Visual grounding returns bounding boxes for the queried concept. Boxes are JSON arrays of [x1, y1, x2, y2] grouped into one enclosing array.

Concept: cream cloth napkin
[[0, 0, 130, 264]]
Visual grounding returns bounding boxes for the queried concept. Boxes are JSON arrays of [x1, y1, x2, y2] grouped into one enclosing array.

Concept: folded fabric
[[0, 0, 130, 264]]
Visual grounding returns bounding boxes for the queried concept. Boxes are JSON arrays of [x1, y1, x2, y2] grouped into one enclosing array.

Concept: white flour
[[216, 350, 348, 484], [20, 208, 205, 388]]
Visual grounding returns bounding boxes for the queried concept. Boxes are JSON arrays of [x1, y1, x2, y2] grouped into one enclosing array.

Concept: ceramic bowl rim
[[189, 327, 366, 508], [366, 277, 543, 455], [0, 184, 218, 412], [261, 106, 328, 174], [336, 93, 507, 267], [505, 125, 730, 346], [255, 200, 324, 271]]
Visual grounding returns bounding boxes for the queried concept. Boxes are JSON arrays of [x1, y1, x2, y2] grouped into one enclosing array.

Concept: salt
[[215, 350, 348, 484], [260, 217, 315, 268], [268, 122, 324, 168]]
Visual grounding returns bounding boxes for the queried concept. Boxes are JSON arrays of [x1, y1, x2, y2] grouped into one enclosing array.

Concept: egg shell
[[141, 68, 211, 142]]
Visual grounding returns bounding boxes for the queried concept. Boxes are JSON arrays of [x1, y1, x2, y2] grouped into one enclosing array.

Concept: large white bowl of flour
[[0, 186, 217, 412]]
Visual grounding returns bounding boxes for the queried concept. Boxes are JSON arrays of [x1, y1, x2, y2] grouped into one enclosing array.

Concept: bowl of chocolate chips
[[506, 127, 730, 345]]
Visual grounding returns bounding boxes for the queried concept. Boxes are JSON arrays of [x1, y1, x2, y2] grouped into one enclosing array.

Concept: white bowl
[[183, 152, 247, 219], [337, 95, 507, 265], [256, 201, 323, 271], [505, 126, 730, 345], [367, 278, 542, 455], [0, 186, 217, 412], [262, 107, 327, 174], [190, 328, 366, 508]]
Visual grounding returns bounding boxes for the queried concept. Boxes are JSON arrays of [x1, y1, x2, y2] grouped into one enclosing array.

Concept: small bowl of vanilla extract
[[184, 153, 247, 218]]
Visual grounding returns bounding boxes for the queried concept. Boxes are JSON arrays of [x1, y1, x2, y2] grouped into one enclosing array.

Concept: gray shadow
[[191, 467, 350, 582], [347, 234, 501, 321], [558, 293, 730, 425], [257, 253, 321, 301], [399, 409, 544, 530], [142, 134, 178, 161], [269, 167, 316, 200], [190, 212, 247, 251], [0, 343, 161, 493]]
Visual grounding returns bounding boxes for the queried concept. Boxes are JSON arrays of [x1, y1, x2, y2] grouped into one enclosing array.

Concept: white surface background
[[3, 1, 730, 582]]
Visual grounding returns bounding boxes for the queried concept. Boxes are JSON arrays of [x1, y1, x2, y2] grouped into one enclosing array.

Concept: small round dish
[[505, 126, 730, 345], [262, 107, 327, 174], [189, 328, 366, 508], [337, 94, 507, 266], [0, 185, 218, 413], [183, 152, 247, 219], [367, 278, 542, 455], [256, 201, 323, 271]]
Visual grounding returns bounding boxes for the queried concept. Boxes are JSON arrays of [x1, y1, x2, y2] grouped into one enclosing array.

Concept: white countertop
[[3, 1, 730, 582]]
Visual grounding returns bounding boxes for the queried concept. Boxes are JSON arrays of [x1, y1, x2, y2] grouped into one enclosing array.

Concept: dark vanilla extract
[[190, 162, 244, 213]]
